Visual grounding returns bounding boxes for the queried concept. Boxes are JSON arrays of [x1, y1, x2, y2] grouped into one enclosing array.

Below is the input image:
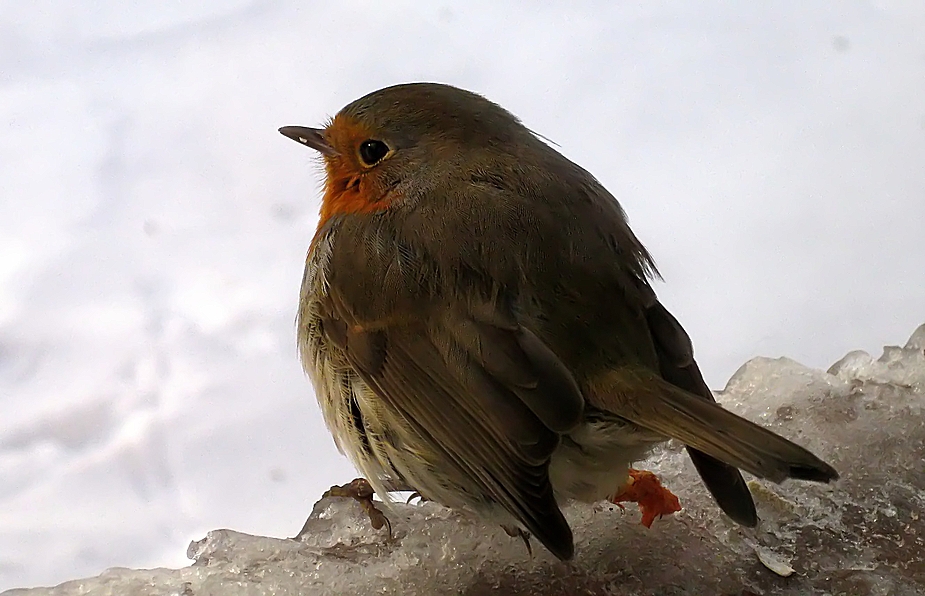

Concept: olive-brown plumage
[[281, 83, 838, 561]]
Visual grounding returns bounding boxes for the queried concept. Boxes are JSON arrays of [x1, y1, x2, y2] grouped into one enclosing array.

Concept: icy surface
[[6, 325, 924, 596]]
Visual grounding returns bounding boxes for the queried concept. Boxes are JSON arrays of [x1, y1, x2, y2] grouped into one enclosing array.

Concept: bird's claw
[[405, 490, 430, 504], [502, 524, 533, 557]]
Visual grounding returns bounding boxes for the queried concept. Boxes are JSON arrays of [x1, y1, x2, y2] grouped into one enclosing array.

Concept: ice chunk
[[5, 324, 924, 596], [756, 546, 795, 577]]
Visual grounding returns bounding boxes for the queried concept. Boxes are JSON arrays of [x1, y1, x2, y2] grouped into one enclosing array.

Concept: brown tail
[[643, 298, 839, 526], [638, 378, 838, 483], [587, 366, 839, 486], [645, 300, 761, 524]]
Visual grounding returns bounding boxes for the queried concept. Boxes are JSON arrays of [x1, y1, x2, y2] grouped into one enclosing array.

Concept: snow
[[5, 324, 924, 595], [2, 1, 925, 592]]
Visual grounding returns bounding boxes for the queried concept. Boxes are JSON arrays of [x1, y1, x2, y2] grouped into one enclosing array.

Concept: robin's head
[[279, 83, 538, 225]]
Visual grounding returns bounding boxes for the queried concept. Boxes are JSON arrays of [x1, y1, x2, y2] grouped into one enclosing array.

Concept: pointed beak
[[278, 126, 338, 156]]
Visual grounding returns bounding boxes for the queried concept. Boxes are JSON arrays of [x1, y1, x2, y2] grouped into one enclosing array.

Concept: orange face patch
[[317, 115, 395, 229]]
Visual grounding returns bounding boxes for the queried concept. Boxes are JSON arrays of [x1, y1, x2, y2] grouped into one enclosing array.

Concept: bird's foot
[[501, 524, 533, 557], [610, 469, 681, 528], [294, 477, 392, 539], [324, 477, 392, 536]]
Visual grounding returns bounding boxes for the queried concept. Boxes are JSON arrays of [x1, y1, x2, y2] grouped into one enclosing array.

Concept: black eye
[[358, 139, 390, 166]]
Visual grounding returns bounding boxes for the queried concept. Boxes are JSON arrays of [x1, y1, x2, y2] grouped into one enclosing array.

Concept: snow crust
[[6, 324, 923, 596]]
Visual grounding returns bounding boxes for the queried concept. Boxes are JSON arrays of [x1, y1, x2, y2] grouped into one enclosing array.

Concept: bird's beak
[[278, 126, 338, 156]]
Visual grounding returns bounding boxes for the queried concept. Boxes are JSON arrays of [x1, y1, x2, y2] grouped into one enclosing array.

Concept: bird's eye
[[358, 139, 390, 166]]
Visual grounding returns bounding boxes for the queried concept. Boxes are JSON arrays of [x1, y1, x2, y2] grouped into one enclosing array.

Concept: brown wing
[[320, 297, 585, 561]]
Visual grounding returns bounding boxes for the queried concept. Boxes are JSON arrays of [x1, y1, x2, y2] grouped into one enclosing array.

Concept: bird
[[278, 82, 839, 561]]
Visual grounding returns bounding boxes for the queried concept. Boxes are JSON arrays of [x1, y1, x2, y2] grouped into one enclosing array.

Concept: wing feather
[[325, 302, 583, 560]]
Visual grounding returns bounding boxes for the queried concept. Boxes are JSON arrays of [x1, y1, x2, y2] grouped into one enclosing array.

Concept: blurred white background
[[1, 1, 923, 590]]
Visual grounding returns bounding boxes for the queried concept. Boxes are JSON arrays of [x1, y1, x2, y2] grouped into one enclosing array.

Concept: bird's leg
[[610, 469, 682, 528], [501, 525, 533, 557]]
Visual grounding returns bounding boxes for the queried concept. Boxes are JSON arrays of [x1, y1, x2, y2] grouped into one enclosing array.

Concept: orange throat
[[319, 164, 392, 227]]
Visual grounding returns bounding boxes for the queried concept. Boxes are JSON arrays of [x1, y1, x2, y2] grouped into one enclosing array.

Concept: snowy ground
[[1, 1, 924, 591]]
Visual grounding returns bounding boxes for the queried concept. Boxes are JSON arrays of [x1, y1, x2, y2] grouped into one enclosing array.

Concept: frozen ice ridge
[[6, 324, 924, 596]]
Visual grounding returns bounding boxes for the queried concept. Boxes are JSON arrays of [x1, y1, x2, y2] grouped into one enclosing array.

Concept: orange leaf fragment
[[610, 469, 681, 528]]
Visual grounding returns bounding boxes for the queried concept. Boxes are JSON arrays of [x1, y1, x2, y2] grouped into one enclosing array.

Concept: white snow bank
[[5, 323, 924, 596]]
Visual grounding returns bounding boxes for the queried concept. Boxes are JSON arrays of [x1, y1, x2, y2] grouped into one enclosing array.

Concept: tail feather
[[640, 298, 836, 526], [687, 449, 758, 526], [641, 378, 838, 484], [586, 368, 839, 486]]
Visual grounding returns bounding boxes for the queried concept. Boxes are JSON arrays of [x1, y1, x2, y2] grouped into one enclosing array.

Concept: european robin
[[279, 83, 838, 560]]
